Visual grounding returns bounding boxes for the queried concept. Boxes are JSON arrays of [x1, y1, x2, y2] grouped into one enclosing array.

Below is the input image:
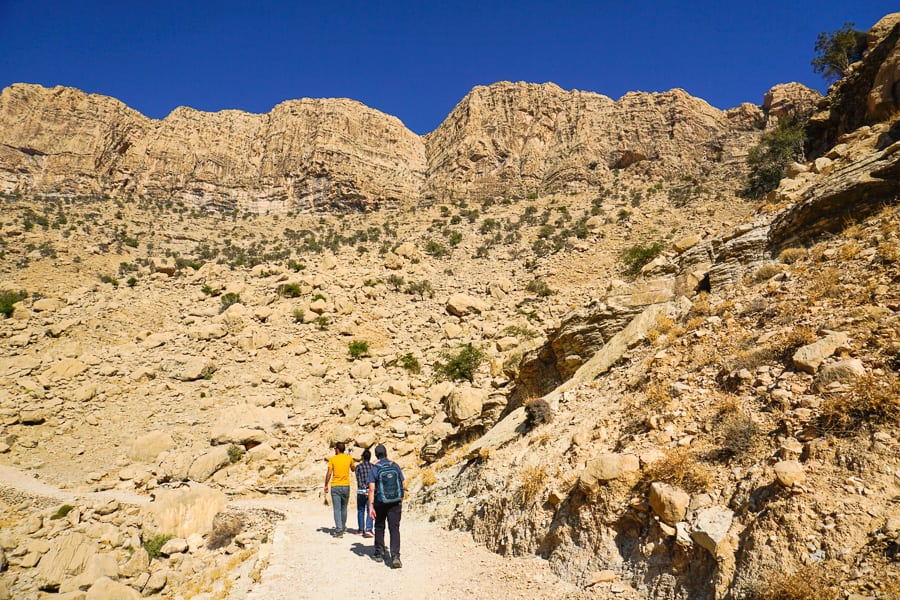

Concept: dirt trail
[[231, 496, 586, 600], [0, 465, 585, 599]]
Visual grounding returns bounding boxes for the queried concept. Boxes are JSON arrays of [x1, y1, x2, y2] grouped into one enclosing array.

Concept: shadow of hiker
[[316, 526, 339, 537], [350, 542, 392, 566]]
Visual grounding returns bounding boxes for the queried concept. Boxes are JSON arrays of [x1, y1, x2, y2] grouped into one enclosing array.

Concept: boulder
[[159, 538, 188, 556], [447, 386, 487, 424], [32, 297, 66, 312], [579, 453, 640, 492], [35, 532, 97, 590], [792, 332, 849, 373], [691, 506, 735, 557], [44, 358, 88, 381], [143, 483, 226, 538], [774, 460, 805, 487], [813, 359, 866, 391], [85, 577, 140, 600], [187, 446, 231, 482], [60, 552, 118, 593], [158, 452, 193, 482], [446, 293, 489, 317], [128, 430, 175, 463], [649, 482, 690, 525], [119, 547, 148, 578]]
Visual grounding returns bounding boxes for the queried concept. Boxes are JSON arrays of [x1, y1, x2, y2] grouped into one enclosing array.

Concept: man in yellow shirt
[[324, 442, 355, 537]]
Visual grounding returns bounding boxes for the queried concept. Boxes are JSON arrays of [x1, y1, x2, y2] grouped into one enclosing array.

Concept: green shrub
[[278, 283, 302, 298], [126, 276, 138, 287], [435, 343, 484, 382], [100, 274, 119, 287], [311, 293, 326, 302], [348, 339, 370, 360], [525, 278, 554, 297], [621, 242, 665, 276], [292, 308, 305, 323], [404, 280, 434, 299], [219, 292, 241, 313], [227, 444, 244, 464], [0, 289, 27, 318], [387, 274, 405, 291], [398, 352, 421, 374], [201, 284, 214, 296], [142, 533, 172, 561], [743, 114, 808, 199], [425, 240, 449, 257], [812, 22, 867, 82], [50, 504, 74, 520], [315, 315, 330, 330], [288, 259, 306, 272]]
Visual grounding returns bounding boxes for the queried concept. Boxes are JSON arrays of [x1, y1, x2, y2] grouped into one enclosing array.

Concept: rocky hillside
[[1, 80, 767, 212], [0, 11, 898, 600]]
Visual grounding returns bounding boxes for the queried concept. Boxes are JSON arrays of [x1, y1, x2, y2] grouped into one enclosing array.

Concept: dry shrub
[[420, 469, 437, 487], [808, 267, 842, 300], [642, 448, 712, 493], [525, 397, 553, 427], [645, 380, 670, 409], [690, 292, 711, 317], [752, 262, 781, 282], [478, 446, 493, 461], [820, 373, 900, 435], [838, 239, 861, 260], [685, 316, 705, 331], [877, 240, 899, 263], [517, 465, 547, 504], [749, 564, 840, 600], [716, 411, 761, 459], [207, 512, 243, 550], [655, 315, 675, 334], [778, 247, 807, 264]]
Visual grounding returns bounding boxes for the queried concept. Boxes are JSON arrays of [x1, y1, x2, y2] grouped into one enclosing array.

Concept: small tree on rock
[[811, 23, 867, 82]]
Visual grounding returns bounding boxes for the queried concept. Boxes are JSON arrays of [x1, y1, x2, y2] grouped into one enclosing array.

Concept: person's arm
[[324, 464, 333, 493], [350, 458, 356, 472], [368, 481, 376, 519]]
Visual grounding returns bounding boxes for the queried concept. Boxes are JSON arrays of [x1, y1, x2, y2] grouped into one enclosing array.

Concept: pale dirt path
[[233, 496, 587, 600], [0, 466, 586, 600]]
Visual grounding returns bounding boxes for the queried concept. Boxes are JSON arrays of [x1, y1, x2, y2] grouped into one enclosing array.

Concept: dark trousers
[[373, 501, 402, 558]]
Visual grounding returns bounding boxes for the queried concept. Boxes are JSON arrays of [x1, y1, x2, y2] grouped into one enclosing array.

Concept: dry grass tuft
[[525, 397, 553, 426], [517, 465, 547, 504], [642, 448, 712, 494], [820, 373, 900, 435], [419, 468, 438, 487], [748, 564, 840, 600], [752, 262, 781, 282], [778, 247, 807, 264], [837, 239, 861, 260]]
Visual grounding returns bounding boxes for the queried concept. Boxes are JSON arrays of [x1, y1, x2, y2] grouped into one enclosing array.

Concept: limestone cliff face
[[0, 84, 426, 212], [1, 81, 758, 211], [423, 82, 747, 200]]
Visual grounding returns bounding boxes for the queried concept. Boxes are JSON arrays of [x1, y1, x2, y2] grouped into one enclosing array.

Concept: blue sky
[[0, 1, 893, 134]]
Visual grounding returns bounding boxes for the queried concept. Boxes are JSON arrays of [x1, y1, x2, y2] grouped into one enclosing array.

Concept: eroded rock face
[[0, 84, 426, 212], [424, 82, 749, 201], [0, 81, 757, 211], [762, 83, 822, 122]]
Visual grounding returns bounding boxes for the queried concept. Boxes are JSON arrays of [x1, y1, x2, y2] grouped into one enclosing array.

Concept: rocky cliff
[[0, 80, 767, 211]]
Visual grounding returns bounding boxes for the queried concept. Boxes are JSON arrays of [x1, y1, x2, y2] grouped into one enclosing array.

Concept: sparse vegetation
[[315, 315, 330, 330], [435, 343, 484, 382], [142, 533, 173, 561], [811, 22, 867, 82], [292, 308, 305, 323], [348, 339, 370, 360], [219, 292, 241, 313], [50, 504, 74, 520], [227, 444, 244, 463], [642, 448, 711, 493], [820, 373, 900, 434], [743, 113, 808, 199], [525, 278, 554, 297], [0, 289, 27, 318], [278, 282, 303, 297], [621, 242, 665, 276], [398, 352, 421, 374]]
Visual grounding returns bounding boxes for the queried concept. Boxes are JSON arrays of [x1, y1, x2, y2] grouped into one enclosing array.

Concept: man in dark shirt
[[367, 444, 407, 568]]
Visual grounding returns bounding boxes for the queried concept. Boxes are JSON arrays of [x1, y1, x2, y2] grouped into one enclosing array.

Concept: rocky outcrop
[[807, 13, 900, 155], [424, 82, 753, 201], [0, 81, 759, 211], [0, 84, 426, 212], [762, 83, 822, 123]]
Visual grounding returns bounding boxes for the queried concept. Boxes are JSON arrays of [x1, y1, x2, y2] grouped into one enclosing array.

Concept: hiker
[[323, 441, 355, 537], [367, 444, 407, 568], [355, 448, 374, 537]]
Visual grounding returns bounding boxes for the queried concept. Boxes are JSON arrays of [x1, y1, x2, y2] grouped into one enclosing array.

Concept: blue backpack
[[375, 461, 403, 504]]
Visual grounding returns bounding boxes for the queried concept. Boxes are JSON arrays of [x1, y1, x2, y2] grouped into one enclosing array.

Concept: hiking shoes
[[372, 550, 384, 562], [392, 556, 402, 569], [363, 530, 374, 538]]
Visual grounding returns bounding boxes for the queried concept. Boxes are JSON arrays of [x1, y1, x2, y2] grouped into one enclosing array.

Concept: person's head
[[374, 444, 387, 460], [334, 441, 345, 454], [362, 448, 371, 461]]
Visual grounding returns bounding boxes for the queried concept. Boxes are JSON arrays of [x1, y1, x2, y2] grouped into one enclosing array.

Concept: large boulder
[[188, 446, 232, 482], [649, 482, 690, 526], [792, 331, 849, 373], [578, 453, 640, 493], [128, 430, 175, 463], [143, 483, 226, 538], [85, 577, 140, 600], [446, 293, 489, 317], [447, 386, 487, 424], [35, 532, 97, 590]]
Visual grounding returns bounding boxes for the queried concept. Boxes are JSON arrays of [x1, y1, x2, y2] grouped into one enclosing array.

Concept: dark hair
[[335, 441, 346, 453], [374, 444, 387, 459], [362, 449, 371, 461]]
